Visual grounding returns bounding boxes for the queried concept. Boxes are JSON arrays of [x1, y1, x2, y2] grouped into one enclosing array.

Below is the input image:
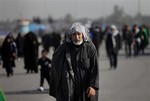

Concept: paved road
[[0, 43, 150, 101]]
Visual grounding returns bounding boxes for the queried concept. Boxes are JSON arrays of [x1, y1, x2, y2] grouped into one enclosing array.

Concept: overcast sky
[[0, 0, 150, 21]]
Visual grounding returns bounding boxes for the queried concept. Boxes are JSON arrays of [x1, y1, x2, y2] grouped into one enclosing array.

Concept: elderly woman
[[49, 22, 99, 101]]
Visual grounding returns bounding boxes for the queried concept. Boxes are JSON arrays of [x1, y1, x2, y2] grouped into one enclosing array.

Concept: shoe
[[38, 87, 44, 91]]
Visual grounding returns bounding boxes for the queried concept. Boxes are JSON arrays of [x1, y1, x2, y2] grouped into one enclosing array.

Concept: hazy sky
[[0, 0, 150, 21]]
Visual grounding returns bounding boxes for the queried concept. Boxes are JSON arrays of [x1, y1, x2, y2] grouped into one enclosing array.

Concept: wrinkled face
[[71, 32, 83, 45]]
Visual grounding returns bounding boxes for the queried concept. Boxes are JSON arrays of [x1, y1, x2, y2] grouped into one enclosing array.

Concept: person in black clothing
[[15, 33, 24, 58], [52, 31, 61, 51], [38, 50, 51, 91], [42, 34, 52, 52], [1, 33, 17, 77], [49, 22, 99, 101], [23, 32, 39, 73], [91, 25, 102, 55], [122, 25, 134, 57], [106, 25, 121, 69], [104, 26, 111, 57], [132, 25, 141, 56]]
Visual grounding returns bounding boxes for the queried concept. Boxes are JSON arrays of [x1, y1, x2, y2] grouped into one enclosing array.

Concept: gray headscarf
[[65, 22, 90, 42]]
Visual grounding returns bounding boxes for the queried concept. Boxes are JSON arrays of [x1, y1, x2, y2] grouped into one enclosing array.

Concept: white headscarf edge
[[65, 22, 90, 42]]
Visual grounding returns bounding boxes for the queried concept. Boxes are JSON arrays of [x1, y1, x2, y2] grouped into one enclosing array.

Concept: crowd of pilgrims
[[0, 23, 149, 78]]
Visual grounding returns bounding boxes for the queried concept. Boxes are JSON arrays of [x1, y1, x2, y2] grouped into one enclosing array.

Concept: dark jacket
[[49, 41, 99, 101], [38, 57, 51, 72], [15, 33, 24, 57], [106, 33, 122, 54]]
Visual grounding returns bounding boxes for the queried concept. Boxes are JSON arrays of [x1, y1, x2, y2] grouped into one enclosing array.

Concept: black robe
[[15, 33, 24, 57], [1, 36, 16, 68], [49, 41, 99, 101], [23, 32, 39, 72], [106, 33, 122, 54]]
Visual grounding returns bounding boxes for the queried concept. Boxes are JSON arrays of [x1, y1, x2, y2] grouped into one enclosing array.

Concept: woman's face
[[71, 32, 83, 45]]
